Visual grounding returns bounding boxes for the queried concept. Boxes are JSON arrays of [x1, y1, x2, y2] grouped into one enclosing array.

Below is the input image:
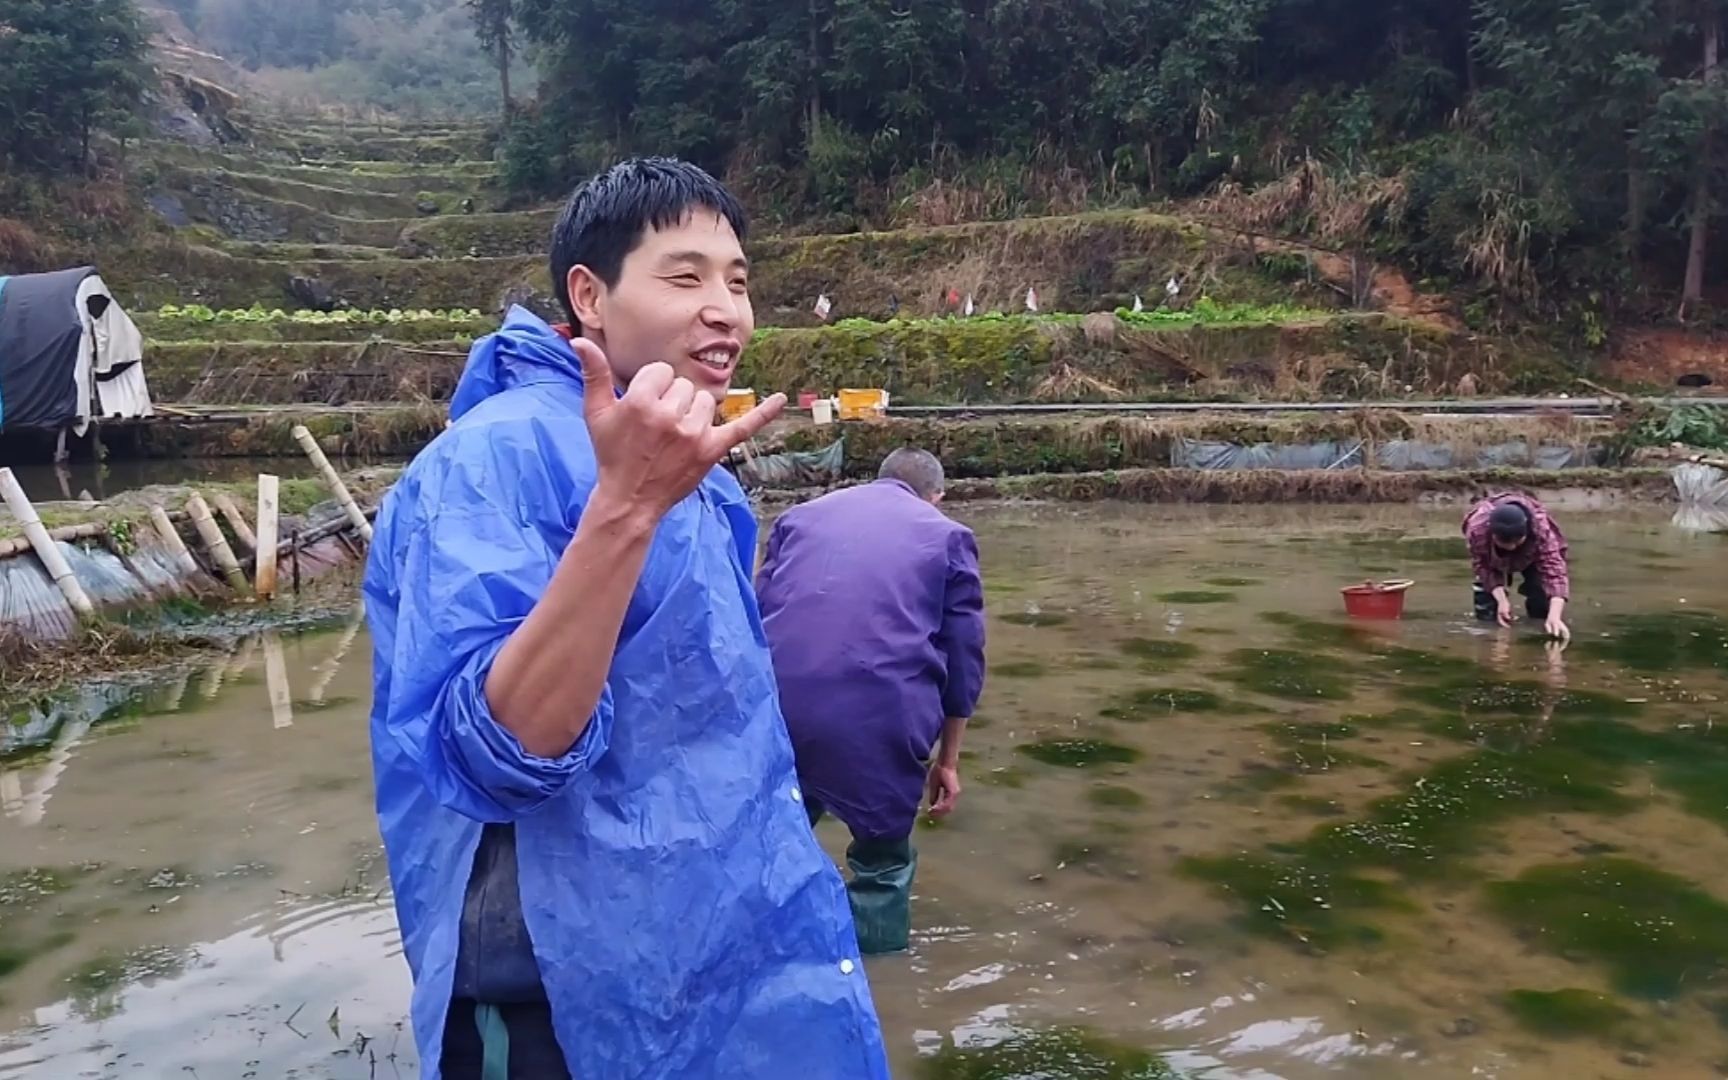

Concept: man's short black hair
[[548, 157, 750, 323]]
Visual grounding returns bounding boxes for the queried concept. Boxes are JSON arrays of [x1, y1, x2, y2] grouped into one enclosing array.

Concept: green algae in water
[[1185, 740, 1635, 949], [1363, 646, 1481, 680], [1277, 794, 1346, 816], [1487, 857, 1728, 999], [993, 660, 1048, 678], [1260, 720, 1385, 771], [1579, 610, 1728, 674], [1118, 638, 1200, 663], [1262, 612, 1483, 680], [1225, 648, 1352, 701], [0, 865, 94, 914], [1202, 577, 1260, 588], [63, 944, 195, 1022], [1180, 851, 1410, 949], [1305, 745, 1632, 872], [981, 765, 1029, 788], [1157, 590, 1236, 605], [1341, 708, 1447, 731], [1392, 537, 1468, 561], [1076, 654, 1124, 670], [999, 611, 1071, 628], [1088, 784, 1146, 809], [1052, 838, 1138, 879], [1262, 611, 1375, 650], [1017, 738, 1141, 768], [0, 930, 75, 979], [1501, 988, 1632, 1037], [1101, 687, 1224, 720], [921, 1027, 1179, 1079], [1400, 677, 1638, 719]]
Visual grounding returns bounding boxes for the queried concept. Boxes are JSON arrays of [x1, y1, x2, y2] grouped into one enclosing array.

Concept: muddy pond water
[[6, 458, 319, 505], [2, 503, 1726, 1079]]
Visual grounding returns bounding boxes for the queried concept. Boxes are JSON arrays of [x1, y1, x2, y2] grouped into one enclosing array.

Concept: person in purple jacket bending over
[[756, 447, 987, 955]]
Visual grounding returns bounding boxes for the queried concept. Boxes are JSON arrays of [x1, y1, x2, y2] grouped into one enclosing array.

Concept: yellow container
[[837, 387, 889, 421], [720, 388, 757, 422]]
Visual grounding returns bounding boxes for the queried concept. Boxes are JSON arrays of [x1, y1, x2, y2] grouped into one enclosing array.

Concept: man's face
[[1492, 532, 1527, 552], [568, 207, 754, 401]]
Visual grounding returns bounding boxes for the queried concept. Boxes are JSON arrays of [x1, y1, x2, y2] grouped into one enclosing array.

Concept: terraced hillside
[[123, 117, 1595, 466]]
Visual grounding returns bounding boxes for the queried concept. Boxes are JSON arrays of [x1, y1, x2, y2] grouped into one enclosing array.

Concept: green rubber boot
[[845, 836, 916, 955]]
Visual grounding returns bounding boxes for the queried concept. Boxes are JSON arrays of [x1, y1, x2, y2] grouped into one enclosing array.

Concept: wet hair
[[879, 447, 946, 499], [549, 157, 750, 322], [1489, 502, 1531, 541]]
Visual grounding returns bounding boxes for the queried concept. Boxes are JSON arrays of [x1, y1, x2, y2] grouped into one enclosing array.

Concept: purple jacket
[[756, 480, 987, 840]]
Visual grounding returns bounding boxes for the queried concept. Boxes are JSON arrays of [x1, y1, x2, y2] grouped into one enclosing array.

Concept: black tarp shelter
[[0, 266, 151, 436]]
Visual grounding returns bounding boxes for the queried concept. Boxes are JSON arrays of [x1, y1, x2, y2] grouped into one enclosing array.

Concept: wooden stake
[[186, 493, 248, 592], [291, 424, 373, 542], [211, 492, 257, 552], [0, 467, 95, 618], [256, 474, 280, 599], [149, 505, 200, 578]]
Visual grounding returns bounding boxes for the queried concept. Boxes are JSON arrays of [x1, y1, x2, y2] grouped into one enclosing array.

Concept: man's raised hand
[[576, 338, 785, 517]]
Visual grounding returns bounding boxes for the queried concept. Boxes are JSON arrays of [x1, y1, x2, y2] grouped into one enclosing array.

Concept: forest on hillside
[[1, 0, 1724, 332], [151, 0, 527, 116], [485, 0, 1727, 328]]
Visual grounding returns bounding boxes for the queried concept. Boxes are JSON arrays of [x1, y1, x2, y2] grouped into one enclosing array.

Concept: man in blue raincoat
[[363, 158, 892, 1080]]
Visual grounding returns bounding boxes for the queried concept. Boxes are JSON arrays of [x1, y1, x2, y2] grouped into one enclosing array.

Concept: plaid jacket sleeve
[[1530, 512, 1571, 599]]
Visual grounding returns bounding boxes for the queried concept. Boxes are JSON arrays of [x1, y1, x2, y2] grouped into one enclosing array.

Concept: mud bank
[[938, 466, 1675, 505], [772, 414, 1614, 480], [0, 470, 396, 685]]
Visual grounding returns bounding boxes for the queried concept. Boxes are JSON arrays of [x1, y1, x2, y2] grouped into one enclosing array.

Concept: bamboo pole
[[211, 492, 257, 552], [0, 467, 94, 617], [0, 521, 106, 560], [149, 505, 200, 577], [291, 424, 373, 542], [186, 493, 248, 592], [255, 474, 280, 599]]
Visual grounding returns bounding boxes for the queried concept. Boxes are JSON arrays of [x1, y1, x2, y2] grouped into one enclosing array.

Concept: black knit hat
[[1489, 502, 1530, 541]]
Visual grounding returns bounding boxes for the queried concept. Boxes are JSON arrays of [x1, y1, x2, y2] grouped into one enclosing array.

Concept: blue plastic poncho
[[363, 306, 891, 1079]]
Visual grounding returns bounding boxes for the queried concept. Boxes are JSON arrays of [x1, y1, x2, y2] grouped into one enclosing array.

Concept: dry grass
[[1031, 364, 1126, 401], [890, 144, 1109, 229], [0, 217, 53, 270], [1199, 155, 1409, 246], [1462, 186, 1539, 298], [0, 619, 222, 700], [60, 181, 135, 231], [1081, 312, 1119, 347]]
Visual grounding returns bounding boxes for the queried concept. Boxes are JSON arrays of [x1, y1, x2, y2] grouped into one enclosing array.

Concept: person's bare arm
[[483, 338, 784, 759]]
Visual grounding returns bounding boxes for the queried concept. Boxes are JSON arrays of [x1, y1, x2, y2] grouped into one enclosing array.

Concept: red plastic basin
[[1341, 581, 1411, 619]]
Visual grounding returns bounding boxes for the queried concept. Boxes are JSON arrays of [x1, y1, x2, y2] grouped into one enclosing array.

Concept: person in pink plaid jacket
[[1463, 492, 1573, 641]]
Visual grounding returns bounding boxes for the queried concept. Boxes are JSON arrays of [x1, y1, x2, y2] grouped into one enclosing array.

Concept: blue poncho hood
[[450, 304, 592, 421]]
